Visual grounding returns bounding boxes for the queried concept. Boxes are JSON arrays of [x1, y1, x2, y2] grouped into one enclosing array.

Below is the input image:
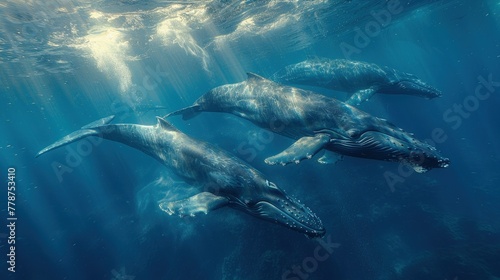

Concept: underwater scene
[[1, 0, 500, 279]]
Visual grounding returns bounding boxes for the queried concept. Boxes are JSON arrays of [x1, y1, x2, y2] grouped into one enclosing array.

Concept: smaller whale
[[166, 73, 450, 172], [271, 58, 442, 105], [37, 115, 325, 238]]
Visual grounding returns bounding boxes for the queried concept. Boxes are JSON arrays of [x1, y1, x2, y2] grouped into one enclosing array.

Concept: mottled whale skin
[[166, 73, 449, 172], [36, 116, 325, 238], [271, 58, 442, 105]]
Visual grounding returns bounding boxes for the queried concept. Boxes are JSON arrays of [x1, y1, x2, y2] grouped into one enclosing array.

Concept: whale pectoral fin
[[159, 192, 229, 217], [265, 134, 330, 166], [317, 150, 344, 164], [346, 88, 376, 105]]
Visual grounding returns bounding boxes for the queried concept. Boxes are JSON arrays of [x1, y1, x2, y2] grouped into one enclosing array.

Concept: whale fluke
[[36, 115, 116, 158], [164, 105, 201, 120]]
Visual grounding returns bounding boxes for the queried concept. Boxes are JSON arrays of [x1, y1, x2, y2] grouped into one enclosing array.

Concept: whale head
[[329, 129, 450, 173], [230, 177, 325, 238], [383, 71, 442, 99]]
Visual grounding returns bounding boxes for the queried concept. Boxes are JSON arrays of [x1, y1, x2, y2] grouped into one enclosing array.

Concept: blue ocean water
[[1, 0, 500, 279]]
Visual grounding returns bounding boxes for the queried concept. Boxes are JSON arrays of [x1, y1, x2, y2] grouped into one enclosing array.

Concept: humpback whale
[[37, 115, 325, 238], [166, 73, 450, 173], [271, 58, 442, 105]]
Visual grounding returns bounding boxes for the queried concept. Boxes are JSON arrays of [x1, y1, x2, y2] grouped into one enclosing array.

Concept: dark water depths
[[1, 0, 500, 279]]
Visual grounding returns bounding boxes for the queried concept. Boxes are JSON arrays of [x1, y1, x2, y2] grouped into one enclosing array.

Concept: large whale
[[166, 73, 450, 173], [36, 115, 325, 238], [271, 58, 442, 105]]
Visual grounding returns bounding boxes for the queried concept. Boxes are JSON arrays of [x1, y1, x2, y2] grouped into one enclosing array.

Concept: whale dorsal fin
[[246, 72, 267, 81], [156, 117, 179, 131]]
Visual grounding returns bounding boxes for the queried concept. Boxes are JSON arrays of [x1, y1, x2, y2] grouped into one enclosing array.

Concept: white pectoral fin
[[345, 88, 376, 106], [317, 150, 344, 164], [159, 192, 229, 217], [265, 134, 330, 166]]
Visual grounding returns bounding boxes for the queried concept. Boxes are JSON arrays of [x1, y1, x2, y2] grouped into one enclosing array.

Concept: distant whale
[[271, 58, 442, 105], [37, 115, 325, 238], [166, 73, 449, 172]]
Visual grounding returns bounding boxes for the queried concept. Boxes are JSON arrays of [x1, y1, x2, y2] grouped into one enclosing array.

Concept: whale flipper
[[159, 192, 229, 217], [317, 151, 343, 164], [265, 134, 330, 165], [345, 88, 376, 106]]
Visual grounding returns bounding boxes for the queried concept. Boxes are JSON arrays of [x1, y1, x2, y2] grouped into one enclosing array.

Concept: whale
[[36, 115, 325, 238], [271, 58, 442, 105], [166, 73, 450, 173]]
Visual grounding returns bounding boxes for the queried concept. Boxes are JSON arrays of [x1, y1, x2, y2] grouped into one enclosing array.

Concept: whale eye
[[347, 129, 361, 138]]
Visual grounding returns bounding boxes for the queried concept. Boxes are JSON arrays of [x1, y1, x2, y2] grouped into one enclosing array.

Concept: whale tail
[[163, 104, 201, 120], [36, 115, 116, 158]]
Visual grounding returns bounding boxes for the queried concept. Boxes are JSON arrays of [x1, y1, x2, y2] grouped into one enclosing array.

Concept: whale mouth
[[328, 131, 449, 172], [248, 199, 325, 238]]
